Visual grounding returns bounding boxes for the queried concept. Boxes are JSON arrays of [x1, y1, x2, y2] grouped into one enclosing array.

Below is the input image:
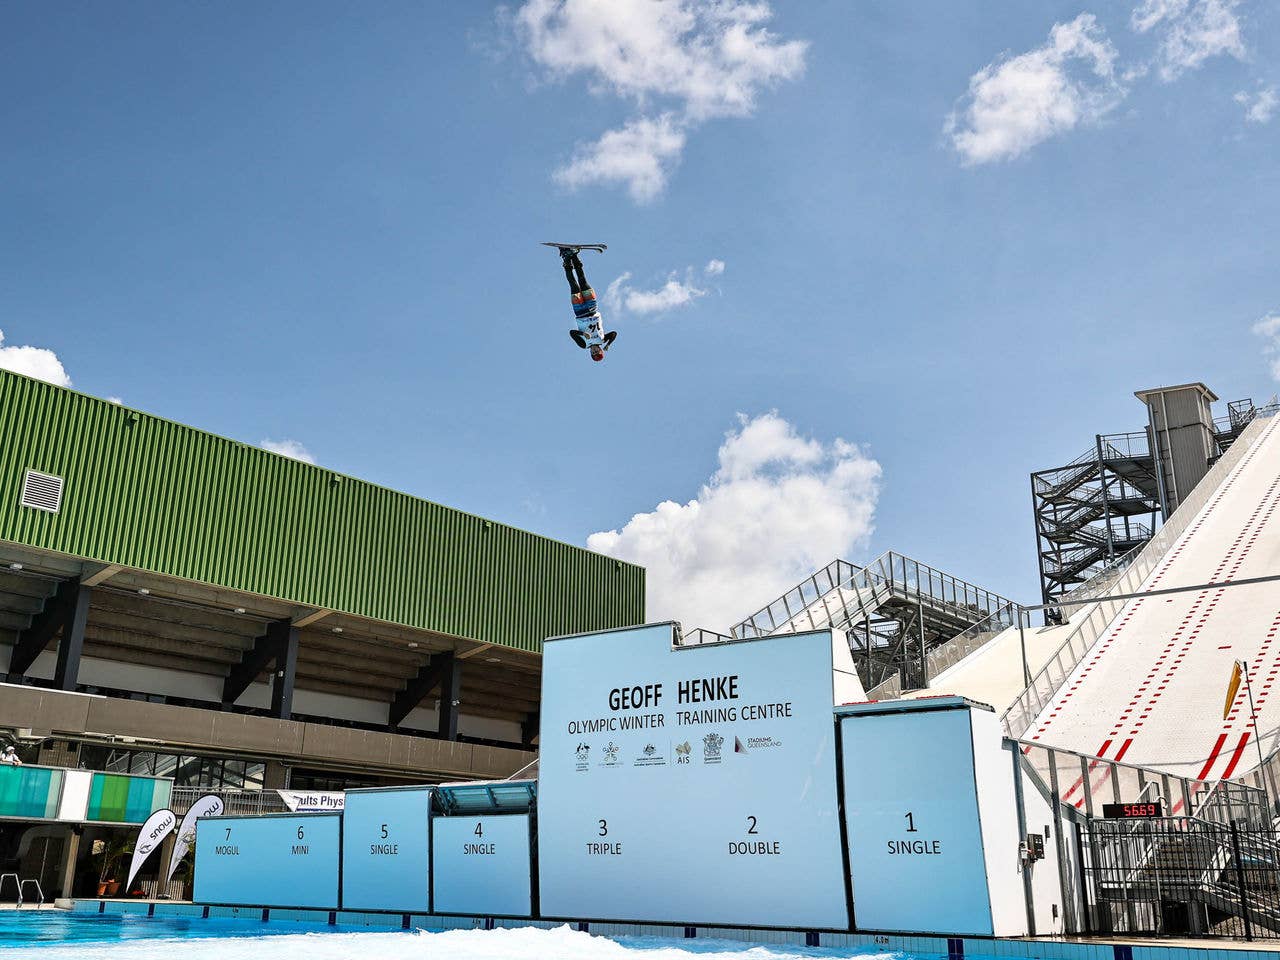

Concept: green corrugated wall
[[0, 369, 644, 652]]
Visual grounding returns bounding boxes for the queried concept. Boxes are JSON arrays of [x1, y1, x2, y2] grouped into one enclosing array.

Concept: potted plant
[[95, 835, 132, 897], [170, 841, 195, 901]]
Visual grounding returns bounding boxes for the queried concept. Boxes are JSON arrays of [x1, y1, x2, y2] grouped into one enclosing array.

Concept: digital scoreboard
[[537, 623, 850, 930], [1101, 802, 1164, 819]]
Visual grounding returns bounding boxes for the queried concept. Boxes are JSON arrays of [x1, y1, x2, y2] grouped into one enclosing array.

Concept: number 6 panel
[[193, 813, 340, 909]]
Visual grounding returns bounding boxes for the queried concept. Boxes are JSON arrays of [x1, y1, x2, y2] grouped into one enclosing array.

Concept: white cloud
[[1236, 86, 1278, 123], [260, 439, 316, 465], [513, 0, 806, 201], [587, 412, 881, 631], [1254, 313, 1280, 380], [946, 14, 1125, 165], [1132, 0, 1245, 80], [555, 114, 686, 204], [0, 329, 72, 387], [106, 396, 124, 405], [515, 0, 806, 121], [704, 259, 726, 276], [604, 264, 715, 316]]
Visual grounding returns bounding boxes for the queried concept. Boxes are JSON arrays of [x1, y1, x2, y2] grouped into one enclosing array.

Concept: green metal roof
[[0, 368, 644, 652]]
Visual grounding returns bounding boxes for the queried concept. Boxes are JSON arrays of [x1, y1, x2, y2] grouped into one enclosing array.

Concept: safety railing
[[1003, 410, 1277, 738], [677, 628, 738, 647], [1019, 740, 1214, 821], [1057, 539, 1148, 606], [170, 786, 287, 816], [925, 600, 1024, 682], [1033, 446, 1107, 498], [864, 674, 902, 700], [1033, 433, 1153, 501], [19, 879, 43, 908], [729, 560, 873, 638], [730, 551, 1012, 640], [1196, 777, 1273, 827], [1080, 817, 1280, 939], [1098, 430, 1153, 461], [0, 873, 44, 908]]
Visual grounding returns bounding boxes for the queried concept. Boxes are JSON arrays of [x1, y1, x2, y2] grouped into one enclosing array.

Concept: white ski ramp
[[1025, 412, 1280, 779], [911, 620, 1077, 714]]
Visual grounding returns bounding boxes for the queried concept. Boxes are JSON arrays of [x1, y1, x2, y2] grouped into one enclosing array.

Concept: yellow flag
[[1224, 660, 1244, 720]]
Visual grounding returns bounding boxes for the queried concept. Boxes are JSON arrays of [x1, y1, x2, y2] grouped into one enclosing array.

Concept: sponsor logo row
[[573, 733, 782, 770]]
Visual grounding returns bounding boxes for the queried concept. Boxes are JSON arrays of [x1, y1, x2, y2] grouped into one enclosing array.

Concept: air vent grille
[[20, 469, 64, 514]]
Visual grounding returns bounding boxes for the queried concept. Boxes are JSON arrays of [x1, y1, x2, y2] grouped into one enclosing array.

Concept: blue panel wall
[[840, 706, 993, 935], [341, 787, 432, 912], [432, 814, 532, 917], [538, 624, 849, 928], [194, 813, 340, 909]]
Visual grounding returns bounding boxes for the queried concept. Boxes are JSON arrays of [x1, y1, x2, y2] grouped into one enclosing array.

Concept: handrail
[[925, 600, 1023, 682], [730, 549, 1013, 640], [1057, 538, 1147, 605], [0, 873, 19, 907], [1002, 410, 1277, 738], [18, 878, 43, 908], [170, 786, 287, 816]]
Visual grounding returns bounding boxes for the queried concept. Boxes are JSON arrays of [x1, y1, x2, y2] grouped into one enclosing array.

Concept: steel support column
[[223, 619, 294, 708], [389, 653, 454, 730], [270, 623, 299, 720], [52, 582, 92, 691], [439, 655, 462, 741], [521, 711, 540, 747], [9, 578, 91, 681]]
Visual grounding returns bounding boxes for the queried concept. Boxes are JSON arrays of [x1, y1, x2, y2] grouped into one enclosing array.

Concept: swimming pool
[[0, 913, 905, 958]]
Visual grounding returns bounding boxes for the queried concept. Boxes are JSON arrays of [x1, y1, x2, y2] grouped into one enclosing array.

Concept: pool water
[[0, 913, 913, 959], [0, 910, 333, 946]]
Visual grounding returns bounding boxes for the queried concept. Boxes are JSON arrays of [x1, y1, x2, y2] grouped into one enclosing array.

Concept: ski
[[541, 242, 607, 254]]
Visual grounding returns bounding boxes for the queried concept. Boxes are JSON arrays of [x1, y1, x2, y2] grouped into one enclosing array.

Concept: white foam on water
[[7, 922, 908, 960]]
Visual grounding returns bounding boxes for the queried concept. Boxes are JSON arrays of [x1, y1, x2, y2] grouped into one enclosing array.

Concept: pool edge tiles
[[73, 903, 1280, 958]]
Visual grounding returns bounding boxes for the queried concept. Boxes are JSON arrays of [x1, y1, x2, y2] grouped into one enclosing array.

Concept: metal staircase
[[726, 551, 1013, 691], [1033, 432, 1163, 607]]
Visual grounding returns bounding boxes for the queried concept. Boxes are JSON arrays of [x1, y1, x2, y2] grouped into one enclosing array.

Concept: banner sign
[[126, 808, 177, 892], [433, 814, 532, 917], [194, 813, 341, 909], [276, 790, 345, 812], [166, 794, 224, 883], [341, 787, 432, 912], [537, 623, 850, 929]]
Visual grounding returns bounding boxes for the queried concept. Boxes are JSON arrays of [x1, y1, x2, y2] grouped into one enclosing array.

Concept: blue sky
[[2, 1, 1278, 628]]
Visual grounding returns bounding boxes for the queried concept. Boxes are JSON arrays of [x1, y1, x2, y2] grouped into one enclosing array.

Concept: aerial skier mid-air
[[543, 242, 617, 362]]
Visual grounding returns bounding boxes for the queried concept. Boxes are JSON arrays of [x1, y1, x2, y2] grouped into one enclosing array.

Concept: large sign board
[[341, 787, 432, 912], [538, 623, 849, 929], [432, 814, 532, 917], [839, 702, 994, 935], [194, 813, 340, 909]]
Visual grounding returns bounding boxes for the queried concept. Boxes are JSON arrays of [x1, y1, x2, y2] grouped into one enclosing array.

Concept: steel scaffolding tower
[[1032, 432, 1162, 610], [1031, 396, 1267, 612]]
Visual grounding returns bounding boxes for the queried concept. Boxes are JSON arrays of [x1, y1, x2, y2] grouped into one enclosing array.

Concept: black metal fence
[[1079, 817, 1280, 940]]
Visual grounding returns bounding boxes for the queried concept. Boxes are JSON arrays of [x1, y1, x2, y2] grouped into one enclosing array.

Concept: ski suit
[[563, 253, 616, 356]]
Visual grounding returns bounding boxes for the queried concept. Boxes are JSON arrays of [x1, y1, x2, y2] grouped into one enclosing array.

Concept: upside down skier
[[556, 246, 617, 362]]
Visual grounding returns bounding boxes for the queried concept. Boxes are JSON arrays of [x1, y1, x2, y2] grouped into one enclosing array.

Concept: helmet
[[591, 347, 605, 361]]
